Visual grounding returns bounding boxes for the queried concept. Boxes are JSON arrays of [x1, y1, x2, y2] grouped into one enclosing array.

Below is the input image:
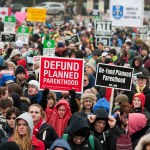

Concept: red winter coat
[[48, 99, 72, 137], [32, 135, 45, 150]]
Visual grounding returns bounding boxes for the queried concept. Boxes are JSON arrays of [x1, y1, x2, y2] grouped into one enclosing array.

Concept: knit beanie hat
[[94, 108, 108, 121], [116, 134, 132, 150], [28, 80, 39, 90], [85, 62, 96, 72], [15, 65, 26, 76], [132, 93, 146, 110], [115, 94, 129, 103]]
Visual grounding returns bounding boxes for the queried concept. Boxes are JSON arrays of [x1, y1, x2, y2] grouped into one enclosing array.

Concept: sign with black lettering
[[138, 27, 148, 35], [54, 21, 63, 27], [1, 32, 16, 42], [95, 20, 112, 37], [96, 36, 111, 47], [65, 34, 81, 46], [95, 63, 134, 90]]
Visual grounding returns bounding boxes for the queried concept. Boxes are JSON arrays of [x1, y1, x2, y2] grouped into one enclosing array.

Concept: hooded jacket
[[132, 55, 150, 75], [49, 138, 71, 150], [91, 108, 121, 150], [14, 112, 45, 150], [67, 115, 103, 150], [48, 99, 72, 137], [135, 133, 150, 150]]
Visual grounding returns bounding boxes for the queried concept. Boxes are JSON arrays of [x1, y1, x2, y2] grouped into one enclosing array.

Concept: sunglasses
[[7, 117, 16, 120]]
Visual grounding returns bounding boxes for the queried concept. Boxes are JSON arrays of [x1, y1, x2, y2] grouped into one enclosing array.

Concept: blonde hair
[[29, 104, 46, 121], [11, 119, 32, 150]]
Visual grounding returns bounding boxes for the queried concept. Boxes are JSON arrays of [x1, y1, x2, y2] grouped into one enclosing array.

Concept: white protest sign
[[43, 40, 55, 57], [95, 20, 112, 37], [110, 0, 144, 27], [4, 16, 16, 33], [17, 26, 29, 44]]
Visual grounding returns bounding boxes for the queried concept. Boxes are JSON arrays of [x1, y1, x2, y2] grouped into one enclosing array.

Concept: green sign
[[4, 16, 16, 23], [43, 40, 55, 56], [18, 26, 29, 33], [17, 26, 29, 44]]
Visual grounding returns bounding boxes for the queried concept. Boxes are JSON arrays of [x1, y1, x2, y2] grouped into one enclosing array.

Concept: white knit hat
[[85, 62, 96, 72], [28, 80, 39, 90]]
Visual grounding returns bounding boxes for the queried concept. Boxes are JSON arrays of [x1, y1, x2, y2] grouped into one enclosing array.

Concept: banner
[[39, 57, 84, 93], [17, 26, 29, 44], [43, 40, 55, 57], [95, 63, 134, 91], [110, 0, 144, 27], [26, 8, 46, 22]]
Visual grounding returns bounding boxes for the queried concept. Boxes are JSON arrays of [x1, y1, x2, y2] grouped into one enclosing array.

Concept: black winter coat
[[36, 122, 58, 149]]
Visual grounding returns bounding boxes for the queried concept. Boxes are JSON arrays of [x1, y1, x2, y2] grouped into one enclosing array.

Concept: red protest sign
[[39, 57, 84, 93]]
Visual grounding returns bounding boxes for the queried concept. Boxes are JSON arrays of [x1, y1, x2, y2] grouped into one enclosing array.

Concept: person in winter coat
[[27, 80, 42, 104], [74, 93, 97, 118], [49, 138, 71, 150], [90, 108, 121, 150], [66, 114, 103, 150], [131, 73, 150, 112], [131, 55, 150, 75], [29, 104, 58, 149], [9, 112, 45, 150], [132, 93, 150, 127], [48, 99, 72, 137], [0, 107, 21, 143], [135, 133, 150, 150]]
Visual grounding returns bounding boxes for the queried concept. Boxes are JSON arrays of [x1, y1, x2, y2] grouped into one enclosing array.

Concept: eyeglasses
[[29, 111, 40, 114], [7, 117, 16, 120], [17, 123, 28, 126]]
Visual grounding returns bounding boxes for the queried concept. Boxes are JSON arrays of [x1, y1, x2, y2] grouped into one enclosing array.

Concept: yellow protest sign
[[27, 8, 46, 22]]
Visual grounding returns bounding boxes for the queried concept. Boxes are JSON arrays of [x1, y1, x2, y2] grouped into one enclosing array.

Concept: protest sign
[[43, 40, 55, 57], [138, 27, 148, 35], [1, 32, 16, 42], [86, 0, 94, 12], [54, 21, 63, 27], [17, 26, 29, 44], [96, 36, 111, 47], [39, 57, 84, 93], [15, 11, 27, 23], [26, 8, 46, 22], [4, 16, 16, 33], [95, 20, 112, 37], [110, 0, 144, 27], [95, 63, 134, 91], [65, 34, 81, 46]]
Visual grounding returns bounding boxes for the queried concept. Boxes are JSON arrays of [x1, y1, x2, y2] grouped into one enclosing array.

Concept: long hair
[[29, 104, 46, 121], [11, 120, 32, 150]]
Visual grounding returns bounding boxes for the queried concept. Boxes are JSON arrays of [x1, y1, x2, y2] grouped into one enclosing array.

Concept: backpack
[[63, 134, 95, 150]]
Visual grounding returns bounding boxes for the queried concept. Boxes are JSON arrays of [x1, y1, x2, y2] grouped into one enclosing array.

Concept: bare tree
[[76, 0, 84, 15]]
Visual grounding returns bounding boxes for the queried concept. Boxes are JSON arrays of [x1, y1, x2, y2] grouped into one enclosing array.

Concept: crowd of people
[[0, 6, 150, 150]]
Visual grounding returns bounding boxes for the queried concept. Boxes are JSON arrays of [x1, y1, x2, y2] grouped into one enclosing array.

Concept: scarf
[[136, 85, 146, 93], [33, 118, 43, 136]]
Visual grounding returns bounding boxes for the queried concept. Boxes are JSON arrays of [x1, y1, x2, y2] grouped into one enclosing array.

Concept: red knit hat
[[116, 134, 132, 150], [132, 93, 145, 108]]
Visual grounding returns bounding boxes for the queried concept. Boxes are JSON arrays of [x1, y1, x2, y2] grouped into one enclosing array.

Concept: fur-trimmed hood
[[20, 97, 31, 105], [135, 133, 150, 150]]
